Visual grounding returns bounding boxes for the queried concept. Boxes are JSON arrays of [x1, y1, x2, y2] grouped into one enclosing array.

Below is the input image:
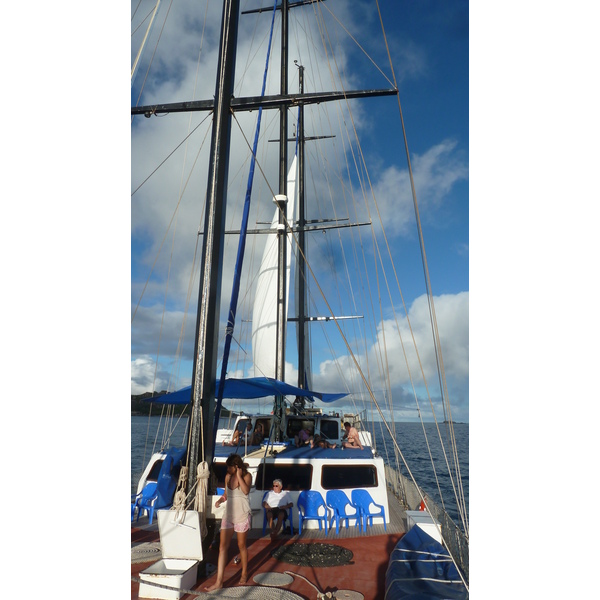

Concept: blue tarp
[[155, 447, 187, 509], [145, 377, 347, 405], [385, 525, 468, 599], [213, 443, 373, 459]]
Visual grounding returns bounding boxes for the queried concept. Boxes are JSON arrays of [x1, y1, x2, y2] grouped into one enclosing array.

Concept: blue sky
[[129, 0, 469, 423]]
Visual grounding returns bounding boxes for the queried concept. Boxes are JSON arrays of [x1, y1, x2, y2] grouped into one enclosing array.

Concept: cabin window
[[319, 419, 339, 441], [321, 465, 378, 489], [255, 463, 313, 491], [285, 418, 315, 439]]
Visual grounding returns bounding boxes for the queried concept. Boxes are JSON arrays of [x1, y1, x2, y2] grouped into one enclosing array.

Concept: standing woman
[[204, 454, 252, 590]]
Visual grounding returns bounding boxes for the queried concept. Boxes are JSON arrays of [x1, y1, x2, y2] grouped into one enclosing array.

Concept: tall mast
[[273, 0, 289, 440], [186, 0, 240, 491], [296, 64, 309, 390]]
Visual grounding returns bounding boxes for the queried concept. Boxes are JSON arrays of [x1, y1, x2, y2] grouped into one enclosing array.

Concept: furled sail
[[252, 156, 297, 378]]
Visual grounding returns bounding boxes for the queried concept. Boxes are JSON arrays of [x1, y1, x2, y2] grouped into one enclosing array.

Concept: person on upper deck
[[262, 478, 293, 540], [294, 425, 312, 447], [222, 421, 252, 446], [342, 422, 363, 449], [310, 433, 336, 449], [250, 422, 264, 445]]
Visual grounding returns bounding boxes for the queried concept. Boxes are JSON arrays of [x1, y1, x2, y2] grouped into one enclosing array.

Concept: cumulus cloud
[[131, 355, 171, 395], [311, 291, 469, 421], [371, 140, 468, 237]]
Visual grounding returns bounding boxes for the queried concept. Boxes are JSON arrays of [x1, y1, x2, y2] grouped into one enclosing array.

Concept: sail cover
[[252, 157, 297, 378], [145, 377, 346, 405]]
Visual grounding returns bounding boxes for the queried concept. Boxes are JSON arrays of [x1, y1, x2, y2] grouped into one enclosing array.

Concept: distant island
[[132, 392, 237, 418]]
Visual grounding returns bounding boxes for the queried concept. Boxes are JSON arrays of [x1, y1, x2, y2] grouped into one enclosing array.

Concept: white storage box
[[139, 510, 204, 600], [405, 510, 442, 544]]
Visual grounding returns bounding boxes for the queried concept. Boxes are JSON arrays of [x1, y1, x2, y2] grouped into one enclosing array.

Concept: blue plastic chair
[[326, 490, 361, 534], [297, 490, 328, 534], [135, 482, 159, 524], [131, 492, 140, 521], [131, 482, 157, 521], [351, 489, 386, 532], [261, 491, 293, 535]]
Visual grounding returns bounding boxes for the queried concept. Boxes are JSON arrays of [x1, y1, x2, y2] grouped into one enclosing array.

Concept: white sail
[[252, 156, 297, 378]]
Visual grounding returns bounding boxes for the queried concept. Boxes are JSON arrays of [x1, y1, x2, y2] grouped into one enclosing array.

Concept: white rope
[[171, 465, 188, 523], [194, 461, 210, 539]]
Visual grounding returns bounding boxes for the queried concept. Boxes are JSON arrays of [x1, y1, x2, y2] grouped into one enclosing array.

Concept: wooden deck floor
[[131, 489, 408, 599]]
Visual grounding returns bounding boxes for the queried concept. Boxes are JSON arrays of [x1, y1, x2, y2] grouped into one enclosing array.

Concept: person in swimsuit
[[342, 421, 363, 449], [222, 421, 251, 446], [310, 433, 336, 449], [204, 454, 252, 591]]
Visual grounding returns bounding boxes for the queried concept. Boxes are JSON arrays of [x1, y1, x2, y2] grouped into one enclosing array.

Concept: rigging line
[[132, 0, 163, 81], [291, 237, 467, 589], [374, 0, 453, 428], [375, 0, 468, 531], [131, 0, 143, 22], [367, 223, 450, 515], [231, 113, 278, 203], [132, 123, 212, 323], [312, 4, 458, 516], [131, 114, 212, 197], [131, 4, 156, 37], [163, 8, 214, 395], [168, 216, 202, 394], [151, 205, 177, 407], [236, 7, 273, 96], [308, 11, 393, 414], [311, 6, 468, 532], [317, 0, 395, 88], [317, 0, 465, 530], [133, 0, 174, 105], [300, 48, 397, 452]]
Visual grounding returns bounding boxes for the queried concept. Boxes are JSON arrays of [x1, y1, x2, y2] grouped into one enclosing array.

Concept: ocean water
[[131, 415, 189, 494], [370, 421, 469, 525], [131, 416, 468, 524]]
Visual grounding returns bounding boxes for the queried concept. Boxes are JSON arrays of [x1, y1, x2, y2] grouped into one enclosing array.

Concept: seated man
[[262, 479, 293, 539], [222, 421, 251, 446], [342, 421, 363, 449], [250, 422, 265, 445]]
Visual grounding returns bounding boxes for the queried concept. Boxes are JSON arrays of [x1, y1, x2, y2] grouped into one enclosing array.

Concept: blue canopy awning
[[145, 377, 347, 405]]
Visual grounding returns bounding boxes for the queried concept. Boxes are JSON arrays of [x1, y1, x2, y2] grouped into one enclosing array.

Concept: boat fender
[[418, 500, 426, 511]]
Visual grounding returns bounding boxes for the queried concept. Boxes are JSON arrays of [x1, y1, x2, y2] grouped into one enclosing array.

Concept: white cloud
[[311, 291, 469, 421], [371, 140, 468, 237], [131, 355, 169, 395]]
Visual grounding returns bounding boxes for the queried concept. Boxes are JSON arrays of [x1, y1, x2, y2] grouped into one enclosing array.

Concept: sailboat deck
[[132, 489, 407, 599]]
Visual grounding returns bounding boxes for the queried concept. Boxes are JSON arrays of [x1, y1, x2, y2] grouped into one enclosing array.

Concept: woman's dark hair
[[226, 453, 249, 476]]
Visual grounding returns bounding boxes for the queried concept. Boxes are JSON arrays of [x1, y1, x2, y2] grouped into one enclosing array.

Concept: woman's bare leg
[[237, 530, 248, 584], [204, 527, 234, 591]]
